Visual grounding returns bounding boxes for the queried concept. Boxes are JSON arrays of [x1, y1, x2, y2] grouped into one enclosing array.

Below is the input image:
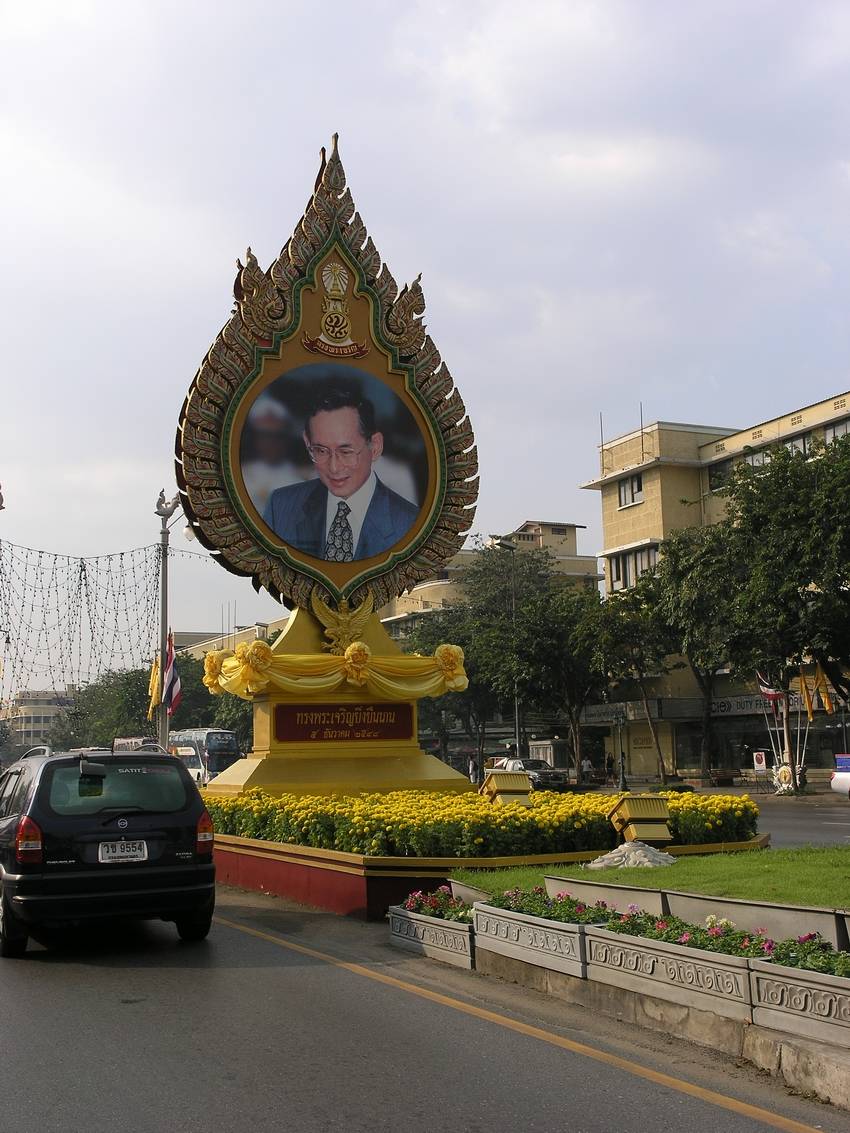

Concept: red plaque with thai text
[[275, 703, 414, 743]]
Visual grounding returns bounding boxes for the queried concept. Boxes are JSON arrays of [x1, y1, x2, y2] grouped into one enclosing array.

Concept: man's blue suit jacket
[[263, 476, 419, 559]]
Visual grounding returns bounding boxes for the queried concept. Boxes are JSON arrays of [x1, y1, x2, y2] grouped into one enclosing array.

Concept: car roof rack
[[21, 745, 52, 759]]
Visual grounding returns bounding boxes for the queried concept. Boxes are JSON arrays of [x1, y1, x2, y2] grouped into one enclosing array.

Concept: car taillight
[[196, 810, 214, 856], [15, 816, 43, 864]]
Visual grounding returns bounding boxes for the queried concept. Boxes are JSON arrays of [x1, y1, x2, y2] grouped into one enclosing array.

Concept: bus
[[167, 728, 243, 780]]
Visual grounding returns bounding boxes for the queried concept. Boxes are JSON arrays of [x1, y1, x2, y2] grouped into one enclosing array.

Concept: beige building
[[381, 520, 602, 638], [0, 688, 74, 749], [580, 390, 850, 777]]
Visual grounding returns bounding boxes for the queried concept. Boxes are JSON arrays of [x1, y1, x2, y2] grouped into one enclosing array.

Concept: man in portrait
[[262, 384, 419, 560]]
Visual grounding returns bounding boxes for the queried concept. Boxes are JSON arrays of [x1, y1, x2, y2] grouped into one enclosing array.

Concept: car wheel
[[175, 914, 213, 942], [0, 889, 28, 958]]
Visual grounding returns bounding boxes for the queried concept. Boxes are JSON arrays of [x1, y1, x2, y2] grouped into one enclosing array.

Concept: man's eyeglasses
[[306, 443, 368, 466]]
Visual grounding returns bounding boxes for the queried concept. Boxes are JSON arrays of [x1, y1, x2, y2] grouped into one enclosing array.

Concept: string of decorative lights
[[0, 539, 227, 708]]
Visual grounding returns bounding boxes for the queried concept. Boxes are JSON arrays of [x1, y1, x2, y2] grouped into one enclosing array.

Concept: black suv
[[0, 747, 216, 957]]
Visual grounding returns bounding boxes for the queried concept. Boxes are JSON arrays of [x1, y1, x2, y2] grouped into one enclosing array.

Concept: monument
[[175, 136, 479, 796]]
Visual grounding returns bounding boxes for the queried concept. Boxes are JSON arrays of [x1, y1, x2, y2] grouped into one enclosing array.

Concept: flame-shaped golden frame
[[175, 136, 478, 610]]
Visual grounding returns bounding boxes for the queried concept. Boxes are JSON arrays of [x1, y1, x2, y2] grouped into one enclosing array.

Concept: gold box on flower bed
[[478, 771, 532, 807], [607, 794, 671, 844]]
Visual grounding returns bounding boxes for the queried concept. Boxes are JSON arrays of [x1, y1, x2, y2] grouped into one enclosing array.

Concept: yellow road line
[[215, 915, 821, 1133]]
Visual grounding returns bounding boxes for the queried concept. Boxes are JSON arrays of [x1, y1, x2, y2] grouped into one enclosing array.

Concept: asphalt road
[[2, 888, 847, 1133], [743, 789, 850, 847]]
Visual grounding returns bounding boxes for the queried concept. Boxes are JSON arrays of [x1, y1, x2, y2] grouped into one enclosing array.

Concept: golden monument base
[[203, 609, 472, 799]]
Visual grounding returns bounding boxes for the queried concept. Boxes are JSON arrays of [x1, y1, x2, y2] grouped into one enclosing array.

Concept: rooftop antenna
[[599, 412, 606, 474], [640, 401, 645, 463]]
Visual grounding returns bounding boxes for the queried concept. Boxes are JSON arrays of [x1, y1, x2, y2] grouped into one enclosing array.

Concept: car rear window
[[43, 760, 189, 816]]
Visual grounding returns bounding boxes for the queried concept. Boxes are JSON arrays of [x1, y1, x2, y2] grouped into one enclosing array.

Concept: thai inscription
[[275, 702, 413, 742]]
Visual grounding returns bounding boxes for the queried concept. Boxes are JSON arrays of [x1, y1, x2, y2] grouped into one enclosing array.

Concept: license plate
[[98, 840, 147, 863]]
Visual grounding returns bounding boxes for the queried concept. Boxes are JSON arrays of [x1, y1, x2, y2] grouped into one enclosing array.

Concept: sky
[[3, 0, 850, 644]]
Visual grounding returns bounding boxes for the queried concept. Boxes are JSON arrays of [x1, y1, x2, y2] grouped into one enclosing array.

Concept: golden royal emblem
[[302, 260, 369, 359]]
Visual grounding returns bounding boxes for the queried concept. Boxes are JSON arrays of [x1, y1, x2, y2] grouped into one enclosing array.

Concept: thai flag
[[163, 631, 182, 717], [756, 672, 782, 700]]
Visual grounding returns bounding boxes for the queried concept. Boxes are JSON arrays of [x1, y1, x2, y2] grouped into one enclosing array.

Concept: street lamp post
[[489, 536, 521, 760], [613, 707, 629, 792], [155, 491, 180, 750]]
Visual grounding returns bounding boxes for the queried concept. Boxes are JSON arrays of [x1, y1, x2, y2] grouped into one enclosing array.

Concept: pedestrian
[[468, 755, 478, 784], [605, 753, 615, 784], [580, 755, 593, 781]]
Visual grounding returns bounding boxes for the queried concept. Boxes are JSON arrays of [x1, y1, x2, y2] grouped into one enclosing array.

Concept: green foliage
[[210, 693, 254, 751], [721, 436, 850, 683], [48, 668, 153, 748]]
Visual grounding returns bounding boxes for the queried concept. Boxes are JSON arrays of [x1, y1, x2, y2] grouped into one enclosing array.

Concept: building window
[[516, 532, 535, 542], [744, 448, 771, 467], [550, 526, 567, 535], [617, 473, 643, 507], [825, 417, 850, 444], [751, 428, 763, 440], [834, 398, 847, 411], [608, 545, 657, 591], [784, 432, 811, 457], [714, 442, 726, 454], [790, 414, 803, 427], [708, 458, 733, 491]]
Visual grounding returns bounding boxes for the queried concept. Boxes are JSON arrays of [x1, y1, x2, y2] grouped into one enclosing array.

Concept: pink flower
[[575, 903, 586, 914], [677, 932, 691, 943], [707, 926, 723, 937], [627, 903, 641, 914], [655, 920, 668, 932], [797, 932, 817, 944], [762, 939, 775, 954], [742, 937, 751, 948]]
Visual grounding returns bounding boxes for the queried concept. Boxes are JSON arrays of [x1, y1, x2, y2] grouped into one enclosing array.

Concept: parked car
[[511, 759, 572, 792], [0, 746, 216, 957], [830, 755, 850, 800]]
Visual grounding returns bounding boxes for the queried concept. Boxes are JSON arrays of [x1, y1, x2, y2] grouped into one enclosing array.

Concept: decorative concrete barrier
[[388, 906, 474, 969], [472, 902, 590, 978], [585, 925, 752, 1021], [749, 959, 850, 1047]]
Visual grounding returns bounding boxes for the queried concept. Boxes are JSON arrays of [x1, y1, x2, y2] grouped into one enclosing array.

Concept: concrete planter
[[472, 902, 589, 978], [388, 906, 474, 969], [665, 891, 844, 949], [749, 959, 850, 1047], [585, 925, 752, 1021], [544, 876, 666, 916], [449, 880, 491, 905]]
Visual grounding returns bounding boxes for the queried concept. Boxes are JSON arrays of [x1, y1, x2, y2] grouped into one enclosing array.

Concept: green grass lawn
[[451, 846, 850, 909]]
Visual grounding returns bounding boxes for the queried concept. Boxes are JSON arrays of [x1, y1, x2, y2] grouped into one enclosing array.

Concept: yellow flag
[[814, 663, 834, 715], [799, 668, 814, 723], [147, 656, 161, 721]]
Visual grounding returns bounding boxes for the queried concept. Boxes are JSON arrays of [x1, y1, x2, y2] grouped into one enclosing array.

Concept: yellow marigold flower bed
[[204, 788, 758, 858]]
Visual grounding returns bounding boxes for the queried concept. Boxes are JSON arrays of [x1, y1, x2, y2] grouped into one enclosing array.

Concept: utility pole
[[489, 536, 521, 759], [155, 491, 180, 749]]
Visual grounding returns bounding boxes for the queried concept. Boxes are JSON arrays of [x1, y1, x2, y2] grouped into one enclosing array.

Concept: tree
[[405, 605, 499, 765], [721, 437, 850, 785], [594, 575, 678, 783], [655, 523, 745, 777], [211, 692, 254, 752], [456, 542, 561, 753], [48, 668, 152, 748], [520, 585, 606, 774]]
